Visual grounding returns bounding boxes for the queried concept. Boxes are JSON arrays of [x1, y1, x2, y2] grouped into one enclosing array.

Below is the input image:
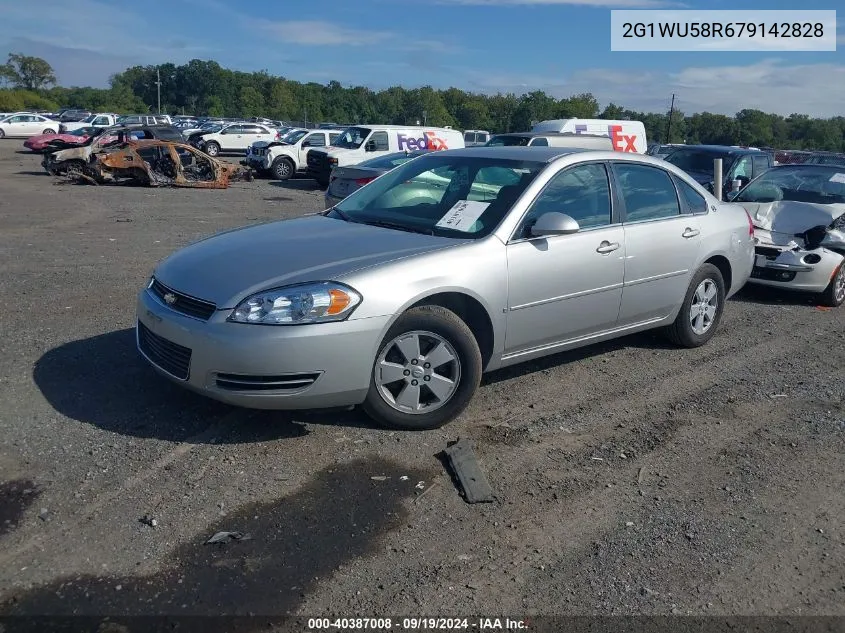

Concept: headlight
[[227, 282, 362, 325]]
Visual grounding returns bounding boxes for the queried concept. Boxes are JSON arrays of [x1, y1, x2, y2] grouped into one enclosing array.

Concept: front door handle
[[596, 241, 621, 254], [682, 228, 700, 238]]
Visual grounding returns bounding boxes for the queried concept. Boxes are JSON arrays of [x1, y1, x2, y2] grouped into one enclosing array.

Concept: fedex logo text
[[397, 132, 449, 151], [609, 125, 638, 152], [574, 124, 638, 152]]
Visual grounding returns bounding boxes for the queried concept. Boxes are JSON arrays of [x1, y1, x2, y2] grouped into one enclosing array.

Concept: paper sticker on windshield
[[436, 200, 489, 232], [830, 173, 845, 184]]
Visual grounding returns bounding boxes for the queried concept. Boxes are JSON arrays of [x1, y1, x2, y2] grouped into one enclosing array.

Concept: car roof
[[674, 144, 763, 153], [438, 146, 588, 162]]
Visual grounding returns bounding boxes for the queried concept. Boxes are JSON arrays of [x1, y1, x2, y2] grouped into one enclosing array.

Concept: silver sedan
[[137, 147, 755, 430]]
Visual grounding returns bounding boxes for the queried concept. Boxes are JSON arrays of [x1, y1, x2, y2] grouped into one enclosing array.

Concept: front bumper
[[748, 248, 843, 293], [136, 287, 390, 410]]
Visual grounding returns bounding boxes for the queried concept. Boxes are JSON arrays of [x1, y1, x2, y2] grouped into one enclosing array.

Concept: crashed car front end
[[747, 202, 845, 293]]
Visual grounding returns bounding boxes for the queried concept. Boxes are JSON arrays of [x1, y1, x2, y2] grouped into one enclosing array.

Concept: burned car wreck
[[60, 140, 254, 188], [731, 164, 845, 306]]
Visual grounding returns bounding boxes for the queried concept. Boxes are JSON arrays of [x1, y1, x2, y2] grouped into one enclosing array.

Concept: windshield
[[358, 152, 426, 170], [486, 135, 530, 147], [329, 154, 545, 238], [664, 149, 733, 175], [735, 165, 845, 204], [284, 130, 307, 144], [332, 126, 371, 149]]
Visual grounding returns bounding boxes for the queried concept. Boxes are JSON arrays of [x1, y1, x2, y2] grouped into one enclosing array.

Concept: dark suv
[[662, 145, 774, 197]]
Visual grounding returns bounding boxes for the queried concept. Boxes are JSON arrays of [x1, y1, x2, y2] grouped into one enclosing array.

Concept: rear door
[[611, 162, 702, 326]]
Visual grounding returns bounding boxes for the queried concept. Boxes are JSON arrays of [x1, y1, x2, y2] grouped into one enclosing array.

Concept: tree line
[[1, 53, 843, 151]]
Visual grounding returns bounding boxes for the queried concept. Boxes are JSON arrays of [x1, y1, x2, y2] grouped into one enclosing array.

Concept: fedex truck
[[306, 125, 464, 187], [531, 119, 647, 154]]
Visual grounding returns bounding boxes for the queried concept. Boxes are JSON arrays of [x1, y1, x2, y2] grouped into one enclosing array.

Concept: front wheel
[[271, 157, 294, 180], [204, 141, 220, 157], [820, 262, 845, 307], [665, 263, 726, 348], [0, 129, 5, 138], [362, 306, 482, 430]]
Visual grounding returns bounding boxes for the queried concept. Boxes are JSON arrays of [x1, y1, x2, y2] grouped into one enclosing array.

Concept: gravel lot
[[0, 140, 843, 625]]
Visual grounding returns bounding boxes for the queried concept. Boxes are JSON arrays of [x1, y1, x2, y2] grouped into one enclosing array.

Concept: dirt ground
[[0, 140, 843, 629]]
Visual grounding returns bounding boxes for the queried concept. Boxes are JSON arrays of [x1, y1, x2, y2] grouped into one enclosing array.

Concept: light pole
[[154, 67, 162, 114]]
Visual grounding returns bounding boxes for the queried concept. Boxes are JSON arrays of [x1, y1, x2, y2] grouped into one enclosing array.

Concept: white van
[[531, 118, 647, 154], [485, 132, 614, 150], [306, 125, 465, 187]]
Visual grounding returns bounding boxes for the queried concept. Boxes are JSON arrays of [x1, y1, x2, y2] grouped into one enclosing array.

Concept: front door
[[610, 162, 702, 325], [505, 162, 625, 355]]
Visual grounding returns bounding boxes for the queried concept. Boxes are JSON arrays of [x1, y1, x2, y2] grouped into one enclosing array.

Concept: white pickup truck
[[244, 128, 344, 179], [59, 113, 119, 134]]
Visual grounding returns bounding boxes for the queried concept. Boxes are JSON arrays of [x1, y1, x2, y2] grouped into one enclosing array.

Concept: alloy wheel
[[690, 278, 718, 335], [374, 330, 461, 414]]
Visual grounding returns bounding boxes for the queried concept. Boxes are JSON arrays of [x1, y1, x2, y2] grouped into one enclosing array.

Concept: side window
[[464, 132, 474, 143], [303, 133, 325, 147], [614, 163, 681, 222], [674, 177, 707, 214], [329, 133, 341, 144], [529, 137, 549, 147], [94, 117, 108, 126], [731, 156, 752, 179], [136, 147, 160, 163], [9, 115, 25, 122], [522, 163, 612, 232], [751, 155, 769, 177], [370, 131, 389, 151]]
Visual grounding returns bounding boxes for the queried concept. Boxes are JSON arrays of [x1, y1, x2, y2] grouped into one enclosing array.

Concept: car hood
[[745, 200, 845, 234], [154, 215, 462, 307]]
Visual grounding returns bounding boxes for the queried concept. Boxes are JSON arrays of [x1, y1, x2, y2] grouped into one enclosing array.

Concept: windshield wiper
[[360, 220, 434, 235], [325, 207, 355, 222]]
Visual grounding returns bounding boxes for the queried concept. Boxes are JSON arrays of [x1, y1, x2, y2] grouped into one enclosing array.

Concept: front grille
[[137, 321, 192, 380], [215, 372, 320, 392], [149, 278, 216, 321], [307, 150, 326, 169], [751, 267, 796, 282]]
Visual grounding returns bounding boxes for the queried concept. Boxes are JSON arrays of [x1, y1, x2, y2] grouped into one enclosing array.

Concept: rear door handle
[[682, 228, 700, 238], [596, 241, 621, 254]]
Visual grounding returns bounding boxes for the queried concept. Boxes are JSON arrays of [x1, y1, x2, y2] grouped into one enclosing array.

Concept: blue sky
[[1, 0, 843, 116]]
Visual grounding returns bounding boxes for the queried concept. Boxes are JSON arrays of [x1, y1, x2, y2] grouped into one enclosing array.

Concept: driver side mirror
[[530, 212, 580, 237]]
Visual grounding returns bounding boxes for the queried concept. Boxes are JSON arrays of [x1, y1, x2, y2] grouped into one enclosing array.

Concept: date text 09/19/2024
[[306, 617, 530, 630]]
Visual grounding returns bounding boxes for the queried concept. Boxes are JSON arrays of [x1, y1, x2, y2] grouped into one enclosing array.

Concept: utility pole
[[423, 110, 427, 126], [155, 67, 162, 114], [665, 93, 675, 143]]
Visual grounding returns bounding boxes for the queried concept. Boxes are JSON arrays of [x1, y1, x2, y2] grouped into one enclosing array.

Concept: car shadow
[[733, 285, 822, 307], [269, 178, 321, 191], [0, 458, 432, 625], [32, 328, 318, 443], [16, 171, 48, 176]]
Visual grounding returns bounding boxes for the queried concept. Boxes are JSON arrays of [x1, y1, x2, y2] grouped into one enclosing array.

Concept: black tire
[[665, 263, 726, 348], [271, 156, 294, 180], [362, 306, 482, 431], [204, 141, 220, 157], [820, 262, 845, 307], [42, 128, 55, 134], [63, 159, 86, 177], [0, 129, 5, 139]]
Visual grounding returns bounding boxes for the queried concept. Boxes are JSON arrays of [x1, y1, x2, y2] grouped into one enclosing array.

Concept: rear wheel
[[0, 129, 5, 138], [204, 141, 220, 157], [271, 156, 294, 180], [42, 128, 56, 134], [820, 262, 845, 307], [362, 306, 482, 430], [665, 264, 726, 348]]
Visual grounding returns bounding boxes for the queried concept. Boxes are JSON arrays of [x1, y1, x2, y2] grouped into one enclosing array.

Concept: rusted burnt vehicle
[[71, 140, 254, 188]]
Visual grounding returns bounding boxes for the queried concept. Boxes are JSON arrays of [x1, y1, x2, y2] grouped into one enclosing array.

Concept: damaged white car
[[731, 164, 845, 306]]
